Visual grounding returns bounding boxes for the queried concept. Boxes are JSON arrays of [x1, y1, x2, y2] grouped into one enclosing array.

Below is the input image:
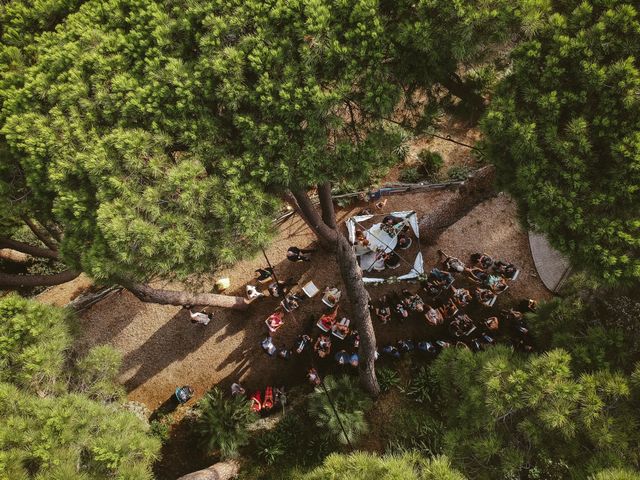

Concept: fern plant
[[194, 388, 257, 458], [308, 375, 372, 445]]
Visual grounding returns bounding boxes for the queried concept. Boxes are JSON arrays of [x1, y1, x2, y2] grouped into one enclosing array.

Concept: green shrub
[[0, 293, 71, 395], [377, 367, 401, 393], [194, 388, 257, 458], [256, 429, 288, 465], [308, 375, 372, 445], [446, 164, 473, 181], [402, 366, 434, 404], [74, 345, 125, 402], [149, 413, 173, 444], [418, 150, 444, 176], [399, 167, 422, 183], [385, 406, 444, 456]]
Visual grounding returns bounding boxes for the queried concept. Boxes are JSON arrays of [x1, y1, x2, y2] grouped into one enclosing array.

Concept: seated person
[[281, 292, 303, 312], [502, 308, 523, 324], [384, 252, 401, 269], [277, 348, 292, 360], [267, 279, 295, 298], [466, 267, 490, 283], [230, 383, 245, 396], [436, 340, 452, 349], [287, 246, 314, 262], [518, 298, 538, 313], [261, 336, 277, 356], [332, 318, 350, 337], [175, 385, 194, 404], [381, 344, 401, 360], [438, 249, 466, 273], [318, 307, 339, 330], [375, 295, 392, 324], [470, 252, 493, 270], [402, 289, 425, 312], [246, 284, 264, 300], [334, 349, 350, 365], [422, 280, 444, 297], [371, 251, 387, 272], [484, 316, 499, 331], [396, 233, 412, 250], [307, 367, 321, 386], [493, 260, 518, 279], [390, 292, 409, 321], [418, 341, 437, 354], [424, 304, 444, 326], [354, 238, 371, 255], [314, 334, 332, 358], [488, 275, 509, 293], [349, 353, 359, 367], [429, 267, 454, 287], [449, 314, 475, 337], [450, 285, 472, 308], [347, 329, 360, 349], [397, 339, 414, 353], [381, 215, 404, 235], [322, 286, 342, 306], [474, 287, 497, 306], [294, 334, 311, 354], [255, 267, 274, 283], [266, 311, 284, 331], [438, 298, 458, 319]]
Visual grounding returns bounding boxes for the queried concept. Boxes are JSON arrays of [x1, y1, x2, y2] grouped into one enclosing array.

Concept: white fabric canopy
[[346, 211, 423, 283]]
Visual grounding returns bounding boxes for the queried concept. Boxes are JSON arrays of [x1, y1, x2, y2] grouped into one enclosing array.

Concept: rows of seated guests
[[372, 250, 535, 353]]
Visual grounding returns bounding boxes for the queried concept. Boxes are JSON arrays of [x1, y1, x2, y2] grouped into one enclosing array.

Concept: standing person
[[287, 246, 315, 262], [175, 386, 194, 404]]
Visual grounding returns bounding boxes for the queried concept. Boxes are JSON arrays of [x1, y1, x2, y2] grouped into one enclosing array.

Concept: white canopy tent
[[346, 210, 424, 284]]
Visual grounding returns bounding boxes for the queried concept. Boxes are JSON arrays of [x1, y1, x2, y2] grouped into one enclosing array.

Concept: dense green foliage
[[194, 387, 257, 459], [482, 0, 640, 283], [428, 345, 640, 479], [308, 375, 372, 445], [528, 274, 640, 372], [300, 452, 466, 480], [0, 294, 160, 479]]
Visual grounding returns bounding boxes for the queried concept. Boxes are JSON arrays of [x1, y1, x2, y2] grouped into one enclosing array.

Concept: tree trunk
[[22, 217, 59, 251], [335, 234, 379, 396], [318, 181, 337, 229], [123, 281, 250, 310], [0, 269, 80, 287], [177, 460, 240, 480], [292, 188, 380, 396], [283, 191, 332, 251], [0, 238, 59, 260]]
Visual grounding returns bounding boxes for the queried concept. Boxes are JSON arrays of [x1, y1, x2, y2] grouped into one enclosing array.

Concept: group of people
[[370, 249, 535, 354], [353, 215, 414, 272]]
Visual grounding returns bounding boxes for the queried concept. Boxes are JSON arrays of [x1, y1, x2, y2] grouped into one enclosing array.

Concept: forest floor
[[38, 122, 551, 478]]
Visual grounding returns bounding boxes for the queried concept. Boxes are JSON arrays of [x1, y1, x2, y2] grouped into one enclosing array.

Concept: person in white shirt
[[187, 308, 212, 325], [246, 284, 264, 300]]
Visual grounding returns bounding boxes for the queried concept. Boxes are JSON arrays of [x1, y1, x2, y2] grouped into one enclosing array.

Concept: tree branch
[[122, 281, 250, 310], [22, 217, 58, 251], [0, 238, 59, 260], [0, 269, 79, 287], [317, 182, 337, 229]]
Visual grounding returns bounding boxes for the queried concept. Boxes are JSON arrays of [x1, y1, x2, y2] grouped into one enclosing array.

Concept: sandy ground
[[71, 190, 549, 415]]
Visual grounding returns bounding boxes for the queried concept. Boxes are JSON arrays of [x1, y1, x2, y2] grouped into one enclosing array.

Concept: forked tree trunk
[[177, 460, 240, 480], [0, 269, 80, 287], [123, 281, 250, 310], [292, 187, 380, 396]]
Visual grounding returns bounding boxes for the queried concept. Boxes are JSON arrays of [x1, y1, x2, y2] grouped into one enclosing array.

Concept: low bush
[[402, 366, 434, 404], [194, 388, 257, 458], [418, 150, 444, 177], [308, 375, 372, 445], [377, 367, 401, 393]]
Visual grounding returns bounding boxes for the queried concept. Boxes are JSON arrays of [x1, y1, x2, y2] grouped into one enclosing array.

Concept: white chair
[[302, 281, 319, 298], [332, 318, 350, 340]]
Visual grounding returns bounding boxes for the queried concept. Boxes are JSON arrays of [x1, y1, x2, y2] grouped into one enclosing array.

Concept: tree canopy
[[0, 294, 160, 479], [481, 0, 640, 284], [427, 345, 640, 479]]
